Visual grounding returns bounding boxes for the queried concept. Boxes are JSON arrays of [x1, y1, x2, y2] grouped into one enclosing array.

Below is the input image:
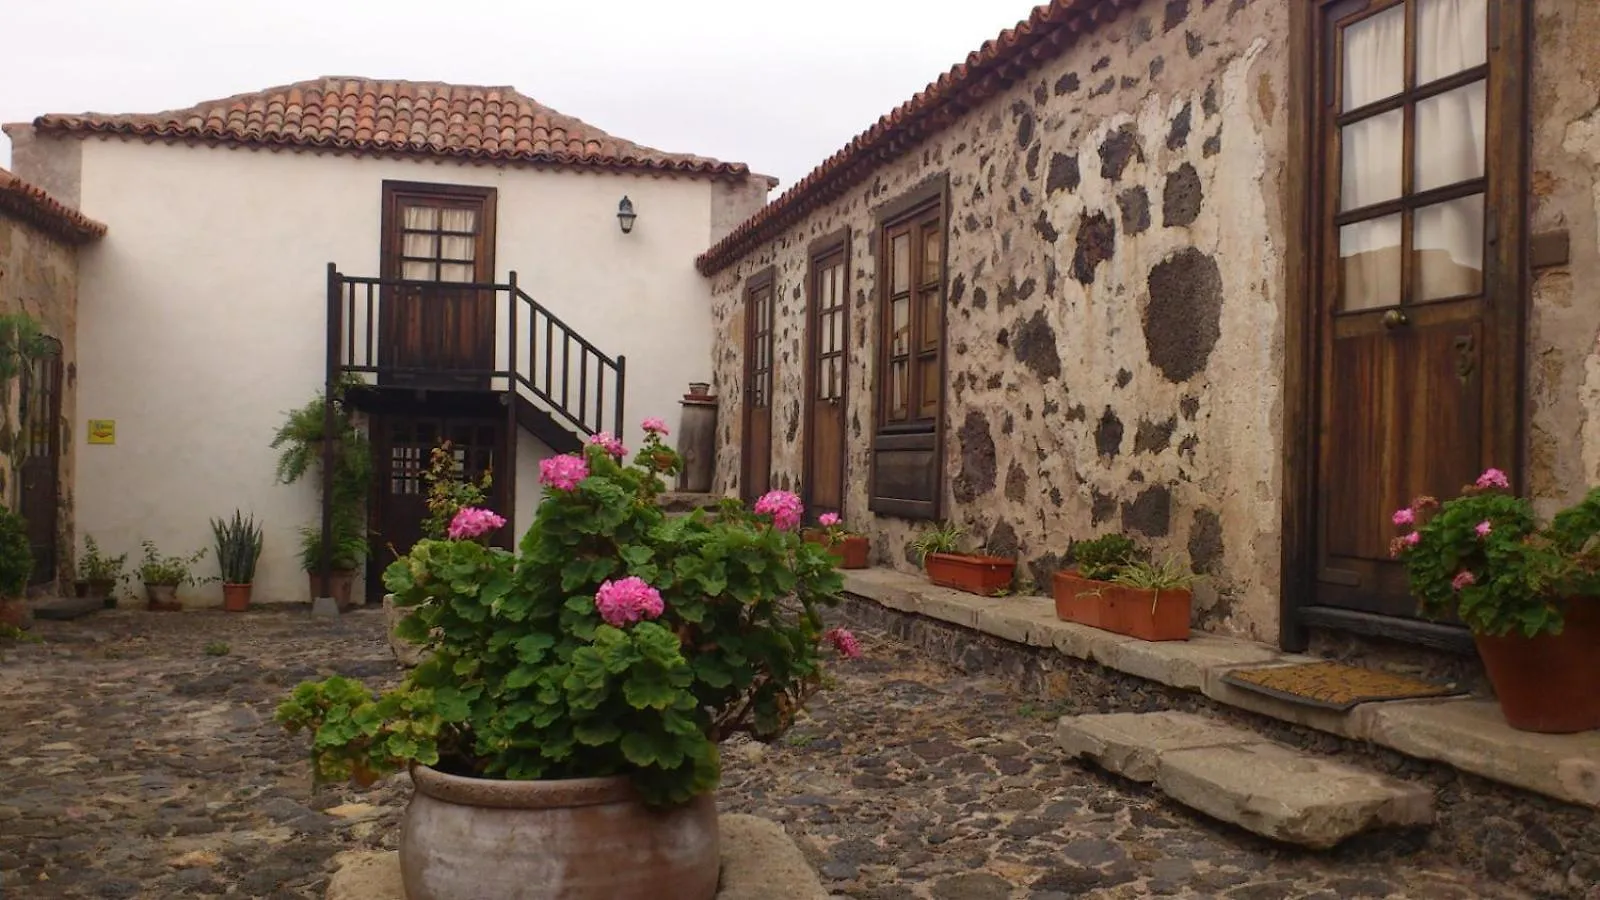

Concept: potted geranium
[[276, 422, 858, 900], [1391, 468, 1600, 733], [1051, 534, 1195, 641], [76, 535, 128, 608], [804, 512, 870, 569], [911, 522, 1016, 596], [0, 509, 32, 629], [212, 511, 264, 612], [138, 540, 208, 611]]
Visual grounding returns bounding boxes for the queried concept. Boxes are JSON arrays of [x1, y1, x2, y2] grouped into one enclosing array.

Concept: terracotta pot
[[1474, 599, 1600, 734], [925, 552, 1015, 596], [804, 532, 870, 569], [0, 597, 30, 629], [1052, 569, 1192, 641], [309, 569, 357, 610], [145, 583, 182, 612], [73, 579, 89, 598], [222, 583, 252, 613], [401, 764, 720, 900]]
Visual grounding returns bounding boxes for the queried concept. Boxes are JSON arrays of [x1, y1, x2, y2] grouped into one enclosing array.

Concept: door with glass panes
[[1310, 0, 1524, 620]]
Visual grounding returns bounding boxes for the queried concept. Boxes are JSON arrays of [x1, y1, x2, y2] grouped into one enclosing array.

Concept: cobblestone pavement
[[0, 610, 1527, 899]]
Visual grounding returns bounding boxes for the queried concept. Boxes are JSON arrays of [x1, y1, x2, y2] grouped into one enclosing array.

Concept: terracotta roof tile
[[696, 0, 1138, 275], [32, 77, 751, 181], [0, 166, 107, 244]]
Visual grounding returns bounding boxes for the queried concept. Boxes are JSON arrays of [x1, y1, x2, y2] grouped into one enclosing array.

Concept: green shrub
[[0, 509, 31, 597], [1069, 534, 1140, 581], [276, 425, 856, 807]]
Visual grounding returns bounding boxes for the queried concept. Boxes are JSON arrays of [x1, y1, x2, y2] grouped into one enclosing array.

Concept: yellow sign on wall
[[87, 419, 115, 445]]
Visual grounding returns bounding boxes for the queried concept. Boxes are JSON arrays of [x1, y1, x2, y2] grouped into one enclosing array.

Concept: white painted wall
[[71, 138, 738, 605]]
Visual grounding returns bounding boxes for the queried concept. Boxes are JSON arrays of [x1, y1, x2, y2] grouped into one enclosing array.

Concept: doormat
[[1220, 661, 1465, 711]]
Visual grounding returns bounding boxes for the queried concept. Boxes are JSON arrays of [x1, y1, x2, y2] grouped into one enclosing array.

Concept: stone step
[[1057, 711, 1434, 849], [31, 597, 105, 621]]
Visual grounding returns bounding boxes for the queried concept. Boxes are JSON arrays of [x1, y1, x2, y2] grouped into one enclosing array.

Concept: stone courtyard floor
[[0, 609, 1529, 899]]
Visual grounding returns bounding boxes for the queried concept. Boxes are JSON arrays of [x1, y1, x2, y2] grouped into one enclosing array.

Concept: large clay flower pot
[[1474, 599, 1600, 733], [1052, 569, 1192, 641], [401, 765, 720, 900], [804, 532, 870, 569], [924, 552, 1015, 596]]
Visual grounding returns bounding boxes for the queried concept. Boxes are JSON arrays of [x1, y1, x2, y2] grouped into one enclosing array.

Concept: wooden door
[[804, 238, 849, 518], [1308, 0, 1523, 621], [17, 340, 61, 587], [379, 183, 497, 390], [741, 272, 775, 502], [368, 414, 507, 600]]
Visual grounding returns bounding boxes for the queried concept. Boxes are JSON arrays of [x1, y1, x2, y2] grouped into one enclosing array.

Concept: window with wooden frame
[[869, 175, 948, 520]]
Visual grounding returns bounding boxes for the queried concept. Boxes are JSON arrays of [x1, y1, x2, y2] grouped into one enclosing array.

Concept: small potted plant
[[1392, 468, 1600, 733], [76, 535, 128, 608], [0, 509, 32, 629], [1052, 534, 1195, 641], [213, 511, 265, 612], [911, 522, 1016, 596], [806, 512, 870, 569], [276, 424, 857, 900], [138, 540, 208, 611], [299, 516, 367, 610]]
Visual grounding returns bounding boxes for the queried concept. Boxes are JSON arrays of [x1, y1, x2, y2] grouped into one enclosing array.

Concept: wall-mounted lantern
[[617, 196, 637, 234]]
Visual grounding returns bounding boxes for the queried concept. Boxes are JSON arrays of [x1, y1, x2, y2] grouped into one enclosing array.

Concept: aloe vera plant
[[212, 511, 265, 585]]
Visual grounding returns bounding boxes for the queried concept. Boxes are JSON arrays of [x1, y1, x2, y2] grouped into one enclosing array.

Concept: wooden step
[[1058, 711, 1434, 849]]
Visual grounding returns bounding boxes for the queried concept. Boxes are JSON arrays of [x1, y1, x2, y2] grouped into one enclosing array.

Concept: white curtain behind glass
[[1414, 0, 1487, 297], [1339, 0, 1486, 309], [1340, 7, 1405, 309]]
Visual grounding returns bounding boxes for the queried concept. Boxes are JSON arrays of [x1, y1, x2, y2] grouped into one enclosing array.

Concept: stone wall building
[[697, 0, 1599, 655], [0, 167, 104, 589]]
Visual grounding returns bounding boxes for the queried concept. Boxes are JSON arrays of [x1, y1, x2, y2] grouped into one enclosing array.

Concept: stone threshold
[[842, 567, 1600, 811]]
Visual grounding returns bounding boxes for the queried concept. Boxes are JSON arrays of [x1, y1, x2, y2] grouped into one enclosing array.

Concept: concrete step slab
[[1059, 711, 1434, 849]]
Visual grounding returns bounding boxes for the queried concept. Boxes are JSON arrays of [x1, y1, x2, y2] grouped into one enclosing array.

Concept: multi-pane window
[[814, 255, 846, 403], [882, 206, 943, 426], [748, 281, 774, 409], [1335, 0, 1487, 312], [399, 203, 480, 283]]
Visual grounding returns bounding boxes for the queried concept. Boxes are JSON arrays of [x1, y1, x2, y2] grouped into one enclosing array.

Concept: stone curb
[[842, 568, 1600, 810]]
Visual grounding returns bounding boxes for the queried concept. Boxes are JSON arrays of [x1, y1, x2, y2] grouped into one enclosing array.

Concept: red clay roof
[[696, 0, 1136, 275], [31, 77, 752, 180], [0, 166, 106, 244]]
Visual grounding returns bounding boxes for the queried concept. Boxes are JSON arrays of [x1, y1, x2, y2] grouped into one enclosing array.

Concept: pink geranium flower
[[1475, 520, 1493, 538], [754, 490, 804, 531], [448, 507, 506, 540], [818, 512, 841, 527], [1392, 508, 1415, 527], [1451, 570, 1477, 591], [586, 431, 627, 458], [1404, 531, 1420, 547], [824, 627, 861, 659], [642, 417, 670, 435], [594, 576, 666, 628], [539, 454, 589, 491], [1475, 468, 1510, 490]]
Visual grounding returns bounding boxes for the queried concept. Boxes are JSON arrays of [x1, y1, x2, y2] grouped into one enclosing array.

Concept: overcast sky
[[1, 0, 1043, 191]]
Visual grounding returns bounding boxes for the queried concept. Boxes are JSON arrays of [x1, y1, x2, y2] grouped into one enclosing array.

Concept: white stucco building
[[3, 77, 771, 606]]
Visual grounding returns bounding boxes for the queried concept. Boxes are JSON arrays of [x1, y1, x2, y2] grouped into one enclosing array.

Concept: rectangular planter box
[[1051, 569, 1191, 641], [925, 553, 1015, 596]]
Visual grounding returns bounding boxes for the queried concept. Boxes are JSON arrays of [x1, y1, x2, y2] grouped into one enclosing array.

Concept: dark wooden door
[[368, 414, 508, 600], [804, 242, 848, 517], [17, 340, 61, 587], [741, 273, 775, 502], [1310, 0, 1521, 620], [379, 183, 497, 390]]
